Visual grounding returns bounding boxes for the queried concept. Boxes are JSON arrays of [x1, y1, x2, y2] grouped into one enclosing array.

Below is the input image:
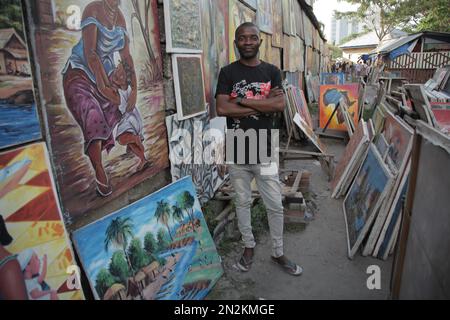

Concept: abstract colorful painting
[[271, 0, 283, 47], [343, 144, 393, 259], [0, 0, 41, 150], [172, 54, 207, 120], [25, 0, 169, 224], [319, 84, 359, 131], [200, 0, 228, 116], [72, 176, 223, 300], [256, 0, 273, 34], [228, 0, 256, 62], [0, 143, 84, 300], [166, 113, 226, 204], [164, 0, 202, 53], [320, 73, 345, 85]]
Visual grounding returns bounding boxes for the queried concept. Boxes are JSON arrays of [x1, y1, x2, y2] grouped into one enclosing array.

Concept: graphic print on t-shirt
[[229, 80, 272, 127], [230, 80, 272, 100]]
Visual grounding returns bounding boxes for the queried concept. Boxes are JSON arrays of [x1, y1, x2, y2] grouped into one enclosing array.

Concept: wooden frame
[[164, 0, 203, 53], [343, 144, 394, 259]]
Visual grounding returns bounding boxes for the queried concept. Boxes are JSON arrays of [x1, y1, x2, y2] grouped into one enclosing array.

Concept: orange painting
[[319, 84, 359, 131], [0, 143, 84, 300]]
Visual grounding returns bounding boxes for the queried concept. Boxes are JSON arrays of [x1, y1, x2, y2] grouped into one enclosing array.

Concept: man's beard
[[237, 46, 260, 59]]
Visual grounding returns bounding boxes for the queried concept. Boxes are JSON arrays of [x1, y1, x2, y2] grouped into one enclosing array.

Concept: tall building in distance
[[331, 12, 365, 45]]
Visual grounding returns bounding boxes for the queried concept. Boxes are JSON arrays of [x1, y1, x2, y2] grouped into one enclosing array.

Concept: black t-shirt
[[215, 60, 283, 164]]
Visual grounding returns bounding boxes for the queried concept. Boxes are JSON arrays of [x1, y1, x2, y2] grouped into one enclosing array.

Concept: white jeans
[[229, 163, 284, 258]]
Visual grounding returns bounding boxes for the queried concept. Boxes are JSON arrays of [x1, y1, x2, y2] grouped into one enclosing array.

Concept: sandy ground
[[208, 138, 393, 300]]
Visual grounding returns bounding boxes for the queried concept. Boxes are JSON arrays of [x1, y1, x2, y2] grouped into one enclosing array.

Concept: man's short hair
[[235, 22, 260, 40]]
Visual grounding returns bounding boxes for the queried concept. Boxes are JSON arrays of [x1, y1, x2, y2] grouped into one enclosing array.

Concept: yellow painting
[[0, 143, 84, 300]]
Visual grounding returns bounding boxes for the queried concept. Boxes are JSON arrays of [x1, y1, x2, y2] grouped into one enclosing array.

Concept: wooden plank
[[290, 171, 303, 194]]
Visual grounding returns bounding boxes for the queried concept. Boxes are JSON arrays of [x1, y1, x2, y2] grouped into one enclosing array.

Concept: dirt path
[[209, 139, 393, 300]]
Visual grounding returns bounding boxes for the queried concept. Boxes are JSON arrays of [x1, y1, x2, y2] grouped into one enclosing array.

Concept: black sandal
[[271, 256, 303, 276], [236, 249, 254, 272]]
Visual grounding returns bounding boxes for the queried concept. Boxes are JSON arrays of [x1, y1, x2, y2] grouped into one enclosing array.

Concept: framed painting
[[331, 120, 370, 198], [293, 113, 326, 154], [404, 84, 436, 126], [281, 0, 294, 36], [320, 73, 345, 85], [172, 54, 207, 120], [72, 176, 224, 300], [373, 164, 410, 260], [343, 144, 394, 259], [24, 0, 169, 224], [256, 0, 273, 34], [432, 109, 450, 134], [293, 87, 313, 129], [373, 133, 389, 160], [164, 0, 202, 53], [0, 0, 41, 150], [271, 0, 283, 47], [229, 0, 256, 62], [0, 143, 84, 300], [382, 110, 414, 172], [319, 84, 359, 131]]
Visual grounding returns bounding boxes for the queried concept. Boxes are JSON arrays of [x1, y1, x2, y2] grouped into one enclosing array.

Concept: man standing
[[215, 22, 302, 276]]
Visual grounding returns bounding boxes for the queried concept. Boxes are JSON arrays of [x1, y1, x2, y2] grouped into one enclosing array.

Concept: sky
[[313, 0, 359, 41]]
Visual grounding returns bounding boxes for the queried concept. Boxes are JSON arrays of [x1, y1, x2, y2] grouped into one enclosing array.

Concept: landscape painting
[[343, 144, 392, 258], [319, 84, 359, 131], [72, 176, 223, 300], [25, 0, 169, 224], [164, 0, 202, 53], [0, 143, 84, 300], [0, 0, 41, 150]]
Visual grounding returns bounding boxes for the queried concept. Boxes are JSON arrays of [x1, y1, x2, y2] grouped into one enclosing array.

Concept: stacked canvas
[[284, 84, 325, 153], [331, 120, 370, 199], [341, 107, 415, 259], [423, 67, 450, 103]]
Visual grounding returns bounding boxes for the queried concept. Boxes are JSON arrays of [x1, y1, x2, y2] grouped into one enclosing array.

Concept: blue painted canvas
[[344, 144, 392, 258], [72, 176, 223, 300], [320, 73, 345, 85]]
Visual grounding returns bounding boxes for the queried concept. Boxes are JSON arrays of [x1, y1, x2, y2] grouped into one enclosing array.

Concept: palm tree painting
[[155, 200, 173, 242], [72, 176, 223, 300]]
